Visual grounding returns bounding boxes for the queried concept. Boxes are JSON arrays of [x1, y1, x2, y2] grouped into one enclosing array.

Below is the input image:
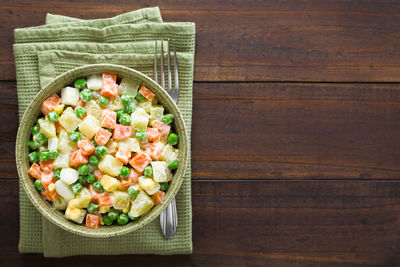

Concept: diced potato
[[53, 152, 70, 168], [48, 137, 58, 152], [106, 96, 124, 111], [118, 78, 140, 96], [75, 188, 91, 208], [85, 99, 102, 119], [129, 191, 154, 218], [138, 176, 160, 195], [160, 144, 178, 163], [113, 191, 131, 210], [61, 86, 80, 106], [48, 183, 56, 192], [53, 196, 68, 210], [58, 129, 77, 153], [100, 175, 121, 192], [65, 201, 86, 223], [38, 118, 56, 138], [117, 138, 140, 152], [79, 115, 100, 139], [87, 74, 103, 90], [150, 105, 164, 123], [60, 168, 79, 185], [138, 101, 152, 114], [131, 107, 150, 130], [105, 139, 118, 155], [55, 180, 75, 201], [151, 161, 172, 183], [58, 107, 81, 132], [54, 104, 65, 115], [98, 155, 123, 177]]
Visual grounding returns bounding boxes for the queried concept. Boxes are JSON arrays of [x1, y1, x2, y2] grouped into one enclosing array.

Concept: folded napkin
[[14, 7, 195, 257]]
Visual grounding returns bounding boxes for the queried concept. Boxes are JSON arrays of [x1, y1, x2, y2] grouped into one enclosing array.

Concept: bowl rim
[[16, 63, 188, 238]]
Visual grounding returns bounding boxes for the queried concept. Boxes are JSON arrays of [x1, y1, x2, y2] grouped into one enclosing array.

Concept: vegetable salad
[[27, 73, 179, 229]]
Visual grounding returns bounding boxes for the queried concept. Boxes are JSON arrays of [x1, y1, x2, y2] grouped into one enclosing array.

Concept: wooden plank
[[3, 82, 400, 180], [1, 1, 400, 81], [2, 179, 400, 266]]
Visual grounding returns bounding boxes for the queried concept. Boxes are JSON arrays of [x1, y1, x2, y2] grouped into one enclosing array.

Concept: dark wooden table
[[1, 1, 400, 266]]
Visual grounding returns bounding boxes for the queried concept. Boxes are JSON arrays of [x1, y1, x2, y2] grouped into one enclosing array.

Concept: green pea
[[78, 175, 87, 184], [116, 110, 124, 119], [69, 131, 80, 142], [87, 202, 99, 213], [144, 166, 153, 178], [89, 155, 100, 167], [91, 139, 97, 146], [108, 208, 120, 221], [86, 174, 95, 184], [31, 124, 40, 135], [28, 152, 39, 163], [74, 106, 86, 119], [53, 168, 61, 180], [39, 152, 50, 162], [127, 185, 140, 197], [78, 164, 90, 175], [80, 89, 92, 102], [34, 180, 44, 191], [119, 113, 131, 125], [95, 146, 107, 157], [104, 128, 113, 134], [36, 133, 48, 145], [167, 133, 179, 145], [136, 130, 147, 141], [103, 215, 114, 226], [93, 181, 104, 192], [162, 114, 174, 125], [168, 160, 179, 170], [47, 111, 59, 122], [135, 92, 146, 101], [159, 182, 169, 191], [71, 183, 83, 194], [74, 78, 86, 90], [98, 96, 109, 107], [117, 213, 129, 225], [124, 102, 135, 114], [121, 93, 133, 106], [49, 151, 59, 159], [128, 213, 139, 221], [119, 166, 130, 178], [28, 140, 38, 150]]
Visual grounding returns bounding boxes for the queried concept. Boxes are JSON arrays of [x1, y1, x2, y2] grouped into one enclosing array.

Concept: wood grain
[[1, 0, 400, 81], [3, 179, 400, 266]]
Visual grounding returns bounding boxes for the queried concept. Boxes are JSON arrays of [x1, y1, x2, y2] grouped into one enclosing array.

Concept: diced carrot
[[89, 184, 100, 202], [100, 80, 118, 97], [103, 73, 117, 83], [28, 163, 42, 179], [69, 149, 89, 167], [93, 168, 104, 181], [77, 138, 95, 156], [146, 127, 160, 142], [144, 142, 164, 160], [100, 109, 117, 129], [139, 85, 155, 101], [94, 128, 112, 146], [76, 99, 86, 107], [113, 124, 131, 140], [115, 147, 131, 165], [39, 160, 54, 172], [55, 121, 64, 133], [85, 214, 100, 229], [151, 120, 171, 141], [41, 171, 55, 188], [119, 168, 139, 190], [98, 193, 114, 206], [129, 151, 151, 172], [41, 94, 61, 116], [151, 190, 165, 204], [41, 188, 58, 202]]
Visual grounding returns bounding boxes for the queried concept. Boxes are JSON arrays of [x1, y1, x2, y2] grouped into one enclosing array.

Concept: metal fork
[[154, 40, 179, 238]]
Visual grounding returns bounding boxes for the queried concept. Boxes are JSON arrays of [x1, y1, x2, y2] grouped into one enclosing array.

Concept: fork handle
[[160, 198, 178, 238]]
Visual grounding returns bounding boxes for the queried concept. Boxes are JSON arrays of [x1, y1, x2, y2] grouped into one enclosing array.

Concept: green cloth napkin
[[14, 7, 195, 257]]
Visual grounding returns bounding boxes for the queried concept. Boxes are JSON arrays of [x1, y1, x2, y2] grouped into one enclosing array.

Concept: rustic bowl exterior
[[16, 64, 188, 238]]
